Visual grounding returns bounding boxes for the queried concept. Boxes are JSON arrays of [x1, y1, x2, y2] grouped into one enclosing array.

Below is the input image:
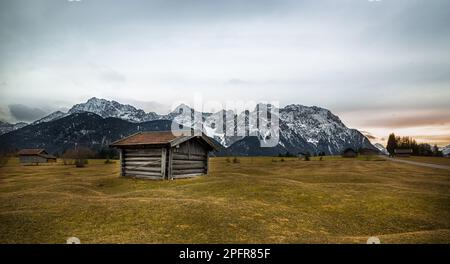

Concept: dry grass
[[397, 156, 450, 166], [0, 157, 449, 244]]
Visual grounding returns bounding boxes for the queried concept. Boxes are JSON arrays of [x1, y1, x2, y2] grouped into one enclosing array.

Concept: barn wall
[[170, 139, 208, 179], [122, 148, 165, 180], [19, 155, 47, 164]]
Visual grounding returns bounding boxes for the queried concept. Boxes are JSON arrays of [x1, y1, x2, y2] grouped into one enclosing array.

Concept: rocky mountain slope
[[0, 121, 28, 135], [0, 98, 376, 156], [0, 113, 172, 155], [373, 143, 389, 155], [213, 104, 374, 156]]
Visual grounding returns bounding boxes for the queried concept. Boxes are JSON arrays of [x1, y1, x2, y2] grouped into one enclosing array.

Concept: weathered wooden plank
[[124, 170, 162, 177], [119, 149, 124, 176], [172, 154, 206, 161], [125, 149, 162, 154], [168, 148, 173, 180], [172, 168, 206, 175], [124, 160, 161, 165], [172, 163, 206, 170], [124, 153, 162, 157], [172, 160, 206, 165], [176, 138, 208, 156], [176, 152, 207, 158], [161, 148, 167, 179], [124, 166, 162, 172], [123, 161, 161, 166], [126, 174, 164, 180], [191, 139, 208, 155], [124, 157, 161, 162]]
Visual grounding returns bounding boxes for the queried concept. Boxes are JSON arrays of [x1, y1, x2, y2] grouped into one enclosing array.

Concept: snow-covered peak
[[68, 97, 158, 123], [33, 111, 68, 125], [281, 104, 344, 126]]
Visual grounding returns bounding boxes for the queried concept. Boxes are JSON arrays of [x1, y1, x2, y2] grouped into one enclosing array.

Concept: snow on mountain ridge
[[33, 111, 68, 125], [68, 97, 158, 122], [374, 143, 389, 155], [5, 98, 375, 155], [0, 121, 28, 135], [169, 102, 374, 154]]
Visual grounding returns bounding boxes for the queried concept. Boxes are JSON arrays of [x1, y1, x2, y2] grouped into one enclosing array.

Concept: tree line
[[386, 133, 443, 156]]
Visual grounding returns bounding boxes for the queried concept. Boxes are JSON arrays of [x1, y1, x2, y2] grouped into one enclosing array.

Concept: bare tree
[[62, 147, 95, 167]]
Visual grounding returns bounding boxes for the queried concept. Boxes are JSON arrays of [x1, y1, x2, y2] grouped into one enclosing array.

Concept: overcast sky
[[0, 0, 449, 145]]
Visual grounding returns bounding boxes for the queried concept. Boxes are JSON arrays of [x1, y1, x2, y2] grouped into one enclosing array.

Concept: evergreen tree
[[432, 144, 442, 157], [386, 133, 397, 155]]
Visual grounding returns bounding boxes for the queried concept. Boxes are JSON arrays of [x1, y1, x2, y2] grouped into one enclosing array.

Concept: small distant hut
[[394, 149, 413, 157], [342, 148, 357, 158], [110, 131, 217, 180], [359, 148, 380, 156], [17, 149, 57, 164]]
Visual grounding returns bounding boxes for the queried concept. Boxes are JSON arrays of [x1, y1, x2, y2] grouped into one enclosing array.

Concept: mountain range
[[0, 97, 377, 156]]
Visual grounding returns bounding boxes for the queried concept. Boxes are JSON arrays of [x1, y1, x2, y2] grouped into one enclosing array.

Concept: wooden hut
[[110, 131, 217, 180], [359, 148, 380, 156], [17, 149, 57, 164], [394, 149, 413, 157], [342, 148, 357, 158]]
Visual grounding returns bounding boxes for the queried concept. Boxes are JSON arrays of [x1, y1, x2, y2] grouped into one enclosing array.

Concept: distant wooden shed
[[394, 149, 413, 157], [17, 149, 57, 164], [359, 148, 379, 156], [342, 148, 357, 158], [110, 131, 217, 180]]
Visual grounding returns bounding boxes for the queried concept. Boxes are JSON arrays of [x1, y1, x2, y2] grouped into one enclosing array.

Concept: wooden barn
[[17, 149, 57, 164], [341, 148, 357, 158], [394, 148, 413, 157], [110, 131, 217, 180], [359, 148, 380, 156]]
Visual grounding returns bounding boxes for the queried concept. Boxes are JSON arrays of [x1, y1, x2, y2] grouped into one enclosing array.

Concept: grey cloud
[[8, 104, 48, 122], [361, 113, 450, 129], [226, 79, 248, 85], [0, 107, 8, 122], [414, 135, 450, 142], [100, 69, 126, 84], [0, 0, 450, 141], [360, 0, 450, 48]]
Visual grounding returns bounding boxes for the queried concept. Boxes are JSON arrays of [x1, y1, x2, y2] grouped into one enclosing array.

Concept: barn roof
[[17, 149, 56, 159], [110, 131, 218, 150], [17, 149, 47, 155]]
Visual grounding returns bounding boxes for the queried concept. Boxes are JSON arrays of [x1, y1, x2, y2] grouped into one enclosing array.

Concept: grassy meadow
[[0, 156, 449, 244], [396, 156, 450, 166]]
